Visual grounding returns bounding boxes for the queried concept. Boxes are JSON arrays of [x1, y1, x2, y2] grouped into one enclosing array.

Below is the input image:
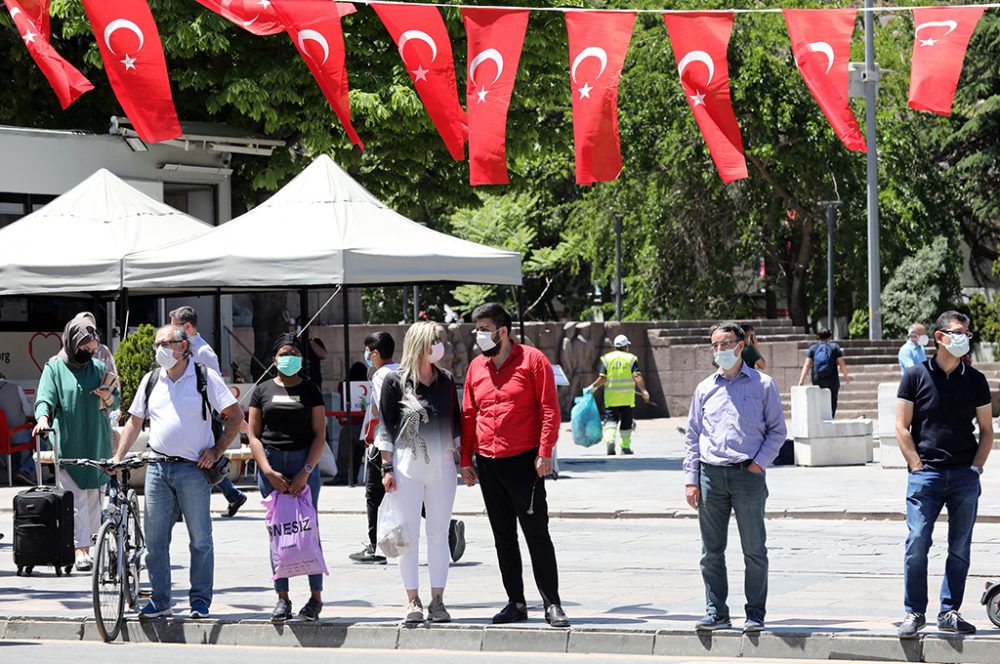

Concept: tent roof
[[123, 155, 522, 290], [0, 169, 213, 296]]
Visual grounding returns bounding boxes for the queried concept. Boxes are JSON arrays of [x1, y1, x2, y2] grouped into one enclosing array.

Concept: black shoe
[[545, 604, 570, 628], [223, 493, 248, 518], [348, 543, 387, 564], [448, 520, 466, 562], [271, 598, 292, 623], [621, 447, 634, 455], [695, 613, 732, 631], [937, 610, 975, 634], [607, 443, 616, 456], [298, 598, 322, 622], [897, 612, 926, 638], [492, 602, 528, 624]]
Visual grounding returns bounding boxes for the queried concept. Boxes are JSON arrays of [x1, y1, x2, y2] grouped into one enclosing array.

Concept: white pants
[[393, 455, 457, 590], [58, 469, 103, 549]]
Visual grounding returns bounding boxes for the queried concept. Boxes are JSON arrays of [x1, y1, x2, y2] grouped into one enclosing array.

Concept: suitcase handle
[[35, 429, 60, 490]]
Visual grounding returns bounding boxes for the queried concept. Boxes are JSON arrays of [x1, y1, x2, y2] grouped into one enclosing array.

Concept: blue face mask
[[364, 351, 374, 369], [276, 355, 303, 376]]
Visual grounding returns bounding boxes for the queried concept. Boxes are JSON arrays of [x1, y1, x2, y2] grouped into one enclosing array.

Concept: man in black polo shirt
[[895, 311, 994, 638]]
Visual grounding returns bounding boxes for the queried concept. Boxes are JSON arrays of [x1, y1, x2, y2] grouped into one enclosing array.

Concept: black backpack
[[142, 363, 223, 443]]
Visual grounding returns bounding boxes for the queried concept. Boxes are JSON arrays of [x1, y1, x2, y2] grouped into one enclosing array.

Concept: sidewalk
[[1, 418, 999, 662]]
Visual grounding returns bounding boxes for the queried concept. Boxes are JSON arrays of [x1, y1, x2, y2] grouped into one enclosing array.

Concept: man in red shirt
[[460, 303, 569, 628]]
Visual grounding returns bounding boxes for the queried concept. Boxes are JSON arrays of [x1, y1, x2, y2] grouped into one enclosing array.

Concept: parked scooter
[[982, 580, 1000, 628]]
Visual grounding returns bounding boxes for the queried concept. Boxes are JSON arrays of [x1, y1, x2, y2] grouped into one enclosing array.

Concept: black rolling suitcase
[[13, 431, 74, 577]]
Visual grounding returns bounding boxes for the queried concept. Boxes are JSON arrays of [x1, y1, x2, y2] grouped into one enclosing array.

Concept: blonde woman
[[377, 322, 460, 623]]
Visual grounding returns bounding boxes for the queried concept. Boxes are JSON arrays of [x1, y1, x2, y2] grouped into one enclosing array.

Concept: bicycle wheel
[[92, 520, 124, 642], [123, 497, 142, 608]]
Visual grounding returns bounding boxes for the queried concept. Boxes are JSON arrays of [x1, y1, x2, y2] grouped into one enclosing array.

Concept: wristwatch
[[381, 463, 394, 476], [303, 463, 314, 475], [971, 465, 984, 475]]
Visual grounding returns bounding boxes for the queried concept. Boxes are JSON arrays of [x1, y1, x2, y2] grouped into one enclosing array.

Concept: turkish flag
[[372, 3, 466, 160], [908, 6, 986, 116], [5, 0, 93, 109], [196, 0, 355, 37], [663, 13, 747, 183], [566, 11, 634, 185], [272, 0, 363, 150], [81, 0, 181, 143], [784, 9, 865, 152], [462, 8, 529, 185]]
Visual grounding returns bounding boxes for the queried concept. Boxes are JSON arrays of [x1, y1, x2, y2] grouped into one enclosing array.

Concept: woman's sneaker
[[271, 598, 292, 623], [404, 598, 424, 624], [298, 598, 323, 622], [427, 597, 451, 623]]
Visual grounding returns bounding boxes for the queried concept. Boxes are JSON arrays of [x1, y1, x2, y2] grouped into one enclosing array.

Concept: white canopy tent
[[0, 169, 213, 296], [123, 155, 522, 290]]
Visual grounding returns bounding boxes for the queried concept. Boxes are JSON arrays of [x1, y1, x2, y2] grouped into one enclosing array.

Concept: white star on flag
[[919, 38, 938, 47], [691, 90, 706, 107], [121, 54, 137, 71], [578, 82, 593, 100], [22, 29, 37, 45], [411, 65, 429, 82], [477, 89, 489, 103]]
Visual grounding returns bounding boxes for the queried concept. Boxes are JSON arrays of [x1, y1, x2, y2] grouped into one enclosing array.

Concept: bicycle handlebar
[[57, 454, 181, 473]]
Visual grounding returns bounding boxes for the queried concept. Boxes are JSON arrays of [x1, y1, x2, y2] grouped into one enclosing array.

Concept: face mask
[[276, 355, 303, 376], [155, 345, 179, 370], [944, 333, 970, 358], [364, 351, 375, 369], [429, 342, 445, 364], [714, 348, 740, 370], [74, 348, 94, 364], [476, 330, 501, 356], [917, 335, 929, 347]]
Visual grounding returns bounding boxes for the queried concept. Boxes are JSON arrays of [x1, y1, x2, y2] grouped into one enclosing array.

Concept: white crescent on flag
[[298, 29, 330, 65], [469, 48, 503, 87], [915, 20, 958, 37], [677, 50, 715, 86], [571, 46, 608, 84], [9, 6, 21, 18], [804, 41, 834, 74], [398, 30, 438, 64], [104, 19, 145, 55]]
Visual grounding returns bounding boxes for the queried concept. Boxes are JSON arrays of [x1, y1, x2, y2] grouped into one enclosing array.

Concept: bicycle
[[58, 455, 164, 642]]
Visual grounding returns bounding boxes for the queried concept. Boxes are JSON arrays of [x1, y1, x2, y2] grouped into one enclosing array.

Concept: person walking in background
[[797, 328, 851, 416], [898, 323, 929, 376], [248, 334, 328, 622], [113, 324, 244, 619], [586, 334, 650, 456], [895, 311, 993, 638], [378, 322, 461, 624], [741, 324, 766, 371], [170, 305, 247, 518], [684, 322, 786, 633], [2, 370, 37, 486], [461, 303, 570, 628], [32, 313, 118, 571]]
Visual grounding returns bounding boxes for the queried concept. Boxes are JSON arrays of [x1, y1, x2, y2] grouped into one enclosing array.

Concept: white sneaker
[[404, 598, 424, 624]]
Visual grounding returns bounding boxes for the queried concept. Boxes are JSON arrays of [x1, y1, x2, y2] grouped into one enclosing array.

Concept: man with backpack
[[113, 325, 244, 620], [797, 328, 852, 416]]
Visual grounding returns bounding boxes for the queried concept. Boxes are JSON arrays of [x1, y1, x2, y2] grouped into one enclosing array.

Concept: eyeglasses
[[153, 340, 181, 349], [710, 340, 738, 351], [943, 330, 973, 339]]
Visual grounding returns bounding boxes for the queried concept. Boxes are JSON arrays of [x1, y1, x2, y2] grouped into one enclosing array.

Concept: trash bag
[[571, 391, 602, 447], [376, 491, 411, 558], [262, 490, 329, 580]]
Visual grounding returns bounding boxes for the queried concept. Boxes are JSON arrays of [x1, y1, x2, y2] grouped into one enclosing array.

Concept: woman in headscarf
[[32, 313, 118, 571]]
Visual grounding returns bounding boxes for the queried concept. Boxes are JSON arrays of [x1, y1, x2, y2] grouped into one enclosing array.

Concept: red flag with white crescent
[[784, 8, 865, 152], [908, 6, 986, 116], [5, 0, 93, 109], [462, 8, 529, 186], [81, 0, 182, 143], [372, 3, 466, 160], [195, 0, 355, 37], [663, 12, 747, 183], [566, 11, 635, 185], [272, 0, 363, 150]]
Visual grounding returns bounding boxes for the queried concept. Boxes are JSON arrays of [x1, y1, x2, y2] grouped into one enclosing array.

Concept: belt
[[709, 459, 753, 468]]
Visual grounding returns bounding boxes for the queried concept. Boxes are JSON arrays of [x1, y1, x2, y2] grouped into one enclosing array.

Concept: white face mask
[[714, 349, 740, 370], [944, 333, 970, 358], [155, 344, 179, 370], [428, 342, 445, 363], [476, 330, 498, 352], [917, 334, 929, 347]]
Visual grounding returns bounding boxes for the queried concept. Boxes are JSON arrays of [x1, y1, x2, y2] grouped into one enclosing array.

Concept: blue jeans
[[144, 461, 214, 610], [216, 476, 245, 503], [257, 447, 323, 593], [698, 463, 769, 621], [904, 467, 981, 615]]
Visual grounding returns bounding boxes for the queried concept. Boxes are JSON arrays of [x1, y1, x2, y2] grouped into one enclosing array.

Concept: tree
[[880, 236, 962, 338]]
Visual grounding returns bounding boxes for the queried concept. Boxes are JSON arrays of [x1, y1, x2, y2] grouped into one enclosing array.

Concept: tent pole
[[412, 285, 419, 322], [517, 287, 526, 343], [299, 287, 310, 376], [213, 289, 223, 373], [342, 288, 354, 487], [119, 288, 129, 339]]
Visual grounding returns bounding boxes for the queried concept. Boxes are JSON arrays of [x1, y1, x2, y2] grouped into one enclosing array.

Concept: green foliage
[[967, 292, 1000, 360], [849, 309, 869, 340], [113, 324, 156, 424], [880, 236, 961, 338]]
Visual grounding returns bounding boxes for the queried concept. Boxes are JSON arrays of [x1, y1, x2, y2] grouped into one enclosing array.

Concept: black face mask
[[74, 348, 94, 364]]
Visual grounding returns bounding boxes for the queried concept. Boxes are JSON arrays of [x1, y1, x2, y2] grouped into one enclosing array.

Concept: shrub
[[113, 324, 156, 425], [849, 309, 869, 339], [880, 236, 962, 339]]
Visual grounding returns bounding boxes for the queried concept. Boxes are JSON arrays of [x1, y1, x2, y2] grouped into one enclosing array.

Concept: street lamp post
[[863, 0, 882, 339], [818, 201, 842, 337], [615, 215, 623, 322]]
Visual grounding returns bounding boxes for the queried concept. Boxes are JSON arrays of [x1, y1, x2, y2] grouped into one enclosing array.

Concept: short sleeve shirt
[[741, 344, 763, 368], [897, 359, 992, 468], [250, 379, 324, 451]]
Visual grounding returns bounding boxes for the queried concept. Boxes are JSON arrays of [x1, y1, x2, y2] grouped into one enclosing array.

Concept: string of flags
[[3, 0, 995, 185]]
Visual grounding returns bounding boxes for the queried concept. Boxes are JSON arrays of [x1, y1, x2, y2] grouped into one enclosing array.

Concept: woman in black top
[[249, 334, 327, 623]]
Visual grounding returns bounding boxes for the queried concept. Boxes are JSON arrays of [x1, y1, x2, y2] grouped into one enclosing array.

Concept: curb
[[2, 616, 999, 662]]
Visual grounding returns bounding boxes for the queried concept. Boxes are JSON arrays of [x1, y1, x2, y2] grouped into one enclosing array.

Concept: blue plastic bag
[[571, 391, 602, 447]]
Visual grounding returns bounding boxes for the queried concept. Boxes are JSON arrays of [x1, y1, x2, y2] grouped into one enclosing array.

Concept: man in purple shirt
[[683, 322, 786, 633]]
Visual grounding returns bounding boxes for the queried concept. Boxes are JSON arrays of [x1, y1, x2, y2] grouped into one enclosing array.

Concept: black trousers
[[477, 448, 561, 607], [365, 446, 385, 549], [813, 375, 841, 416]]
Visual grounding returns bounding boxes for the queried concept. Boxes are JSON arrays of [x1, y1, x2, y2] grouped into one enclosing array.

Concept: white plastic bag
[[317, 440, 338, 478], [376, 492, 410, 559]]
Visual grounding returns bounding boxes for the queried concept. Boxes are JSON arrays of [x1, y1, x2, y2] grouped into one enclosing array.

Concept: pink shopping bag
[[262, 490, 329, 580]]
